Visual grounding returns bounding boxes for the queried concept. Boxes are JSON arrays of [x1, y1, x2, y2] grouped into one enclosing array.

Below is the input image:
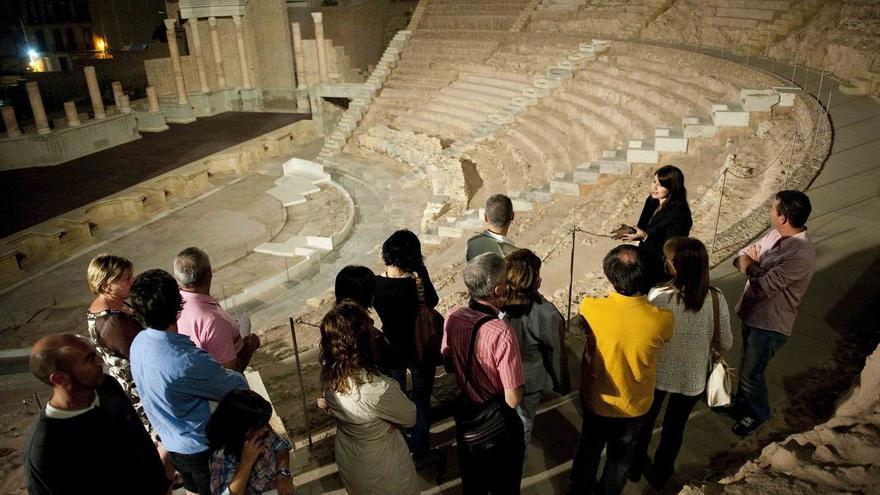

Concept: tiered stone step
[[318, 30, 413, 161], [393, 71, 533, 139]]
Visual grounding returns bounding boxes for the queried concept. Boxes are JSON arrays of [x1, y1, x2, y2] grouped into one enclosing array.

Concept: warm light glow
[[95, 38, 107, 52], [26, 48, 44, 72]]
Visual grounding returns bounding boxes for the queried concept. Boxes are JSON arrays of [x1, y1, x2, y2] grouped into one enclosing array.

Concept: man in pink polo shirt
[[443, 252, 525, 494], [174, 247, 260, 372]]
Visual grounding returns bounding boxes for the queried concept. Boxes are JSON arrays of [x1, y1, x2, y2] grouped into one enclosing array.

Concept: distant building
[[0, 0, 165, 73]]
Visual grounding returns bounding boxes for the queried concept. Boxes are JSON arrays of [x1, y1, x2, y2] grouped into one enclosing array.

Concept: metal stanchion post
[[565, 226, 580, 326], [711, 169, 728, 254], [289, 318, 314, 450]]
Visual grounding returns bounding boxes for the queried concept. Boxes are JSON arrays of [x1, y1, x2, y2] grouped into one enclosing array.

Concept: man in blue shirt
[[130, 269, 247, 495]]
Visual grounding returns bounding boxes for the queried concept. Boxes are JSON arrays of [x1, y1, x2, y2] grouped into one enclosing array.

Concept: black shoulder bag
[[453, 305, 523, 454]]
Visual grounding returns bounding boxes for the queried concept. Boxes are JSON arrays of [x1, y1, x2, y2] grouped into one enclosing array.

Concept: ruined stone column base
[[188, 88, 240, 117], [158, 100, 197, 124], [134, 111, 170, 132], [239, 88, 262, 112], [0, 114, 141, 170]]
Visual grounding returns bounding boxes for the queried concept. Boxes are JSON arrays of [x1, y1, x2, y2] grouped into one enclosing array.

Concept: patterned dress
[[87, 308, 153, 436], [210, 430, 292, 495]]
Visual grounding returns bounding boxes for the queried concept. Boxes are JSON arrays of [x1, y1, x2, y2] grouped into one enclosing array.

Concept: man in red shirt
[[442, 252, 525, 494]]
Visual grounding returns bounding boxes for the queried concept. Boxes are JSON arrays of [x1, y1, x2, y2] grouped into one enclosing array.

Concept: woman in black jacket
[[373, 229, 439, 466], [618, 165, 693, 281]]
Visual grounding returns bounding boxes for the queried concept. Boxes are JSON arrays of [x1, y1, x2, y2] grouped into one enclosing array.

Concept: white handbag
[[706, 288, 733, 407], [706, 355, 733, 407]]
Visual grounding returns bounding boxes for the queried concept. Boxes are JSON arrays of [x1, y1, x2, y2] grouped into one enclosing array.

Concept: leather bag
[[453, 314, 521, 454], [413, 273, 444, 366]]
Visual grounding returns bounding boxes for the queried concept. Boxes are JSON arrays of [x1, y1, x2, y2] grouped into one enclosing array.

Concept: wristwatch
[[277, 468, 293, 479]]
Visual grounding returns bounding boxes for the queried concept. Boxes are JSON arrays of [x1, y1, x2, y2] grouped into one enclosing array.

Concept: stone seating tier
[[426, 4, 530, 15], [420, 15, 519, 31]]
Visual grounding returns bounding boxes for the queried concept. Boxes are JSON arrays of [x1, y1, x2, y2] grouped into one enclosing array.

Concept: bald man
[[20, 334, 169, 495]]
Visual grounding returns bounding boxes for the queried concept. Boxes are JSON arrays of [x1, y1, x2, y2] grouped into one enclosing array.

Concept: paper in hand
[[238, 312, 252, 337]]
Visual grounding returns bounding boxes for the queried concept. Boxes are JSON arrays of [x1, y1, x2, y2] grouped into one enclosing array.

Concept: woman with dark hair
[[630, 237, 732, 489], [320, 302, 419, 495], [372, 229, 439, 464], [499, 249, 564, 453], [615, 165, 693, 279], [207, 389, 293, 495], [335, 265, 377, 308]]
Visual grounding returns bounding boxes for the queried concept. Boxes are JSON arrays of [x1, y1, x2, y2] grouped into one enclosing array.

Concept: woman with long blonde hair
[[320, 301, 419, 495]]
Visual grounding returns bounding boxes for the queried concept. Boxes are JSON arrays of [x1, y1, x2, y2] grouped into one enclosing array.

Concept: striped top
[[442, 300, 524, 403]]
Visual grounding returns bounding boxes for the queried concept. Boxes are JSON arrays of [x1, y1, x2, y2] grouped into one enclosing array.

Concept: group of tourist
[[19, 164, 816, 495], [22, 248, 291, 495]]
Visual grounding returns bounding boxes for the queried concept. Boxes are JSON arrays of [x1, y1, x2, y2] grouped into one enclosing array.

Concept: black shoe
[[712, 403, 745, 420], [644, 464, 670, 491], [628, 457, 647, 483], [732, 415, 766, 436], [412, 448, 443, 471]]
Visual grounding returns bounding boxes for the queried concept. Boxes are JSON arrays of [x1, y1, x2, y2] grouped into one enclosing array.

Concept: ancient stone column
[[290, 22, 310, 110], [208, 17, 226, 89], [1, 106, 21, 137], [111, 81, 123, 108], [84, 66, 106, 119], [188, 19, 210, 93], [291, 22, 307, 88], [118, 95, 132, 114], [232, 16, 252, 89], [164, 19, 189, 104], [146, 86, 161, 112], [311, 12, 329, 83], [26, 81, 51, 135], [64, 101, 81, 126]]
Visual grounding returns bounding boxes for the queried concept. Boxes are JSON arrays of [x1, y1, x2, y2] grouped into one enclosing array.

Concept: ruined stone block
[[682, 116, 718, 138], [741, 89, 780, 112], [711, 104, 750, 127], [654, 128, 688, 153], [573, 163, 599, 184], [773, 86, 800, 107]]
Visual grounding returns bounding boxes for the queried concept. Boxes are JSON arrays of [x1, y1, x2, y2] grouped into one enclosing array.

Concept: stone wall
[[247, 0, 296, 92]]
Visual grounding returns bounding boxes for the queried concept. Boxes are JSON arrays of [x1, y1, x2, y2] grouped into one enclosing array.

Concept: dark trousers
[[734, 324, 788, 421], [168, 450, 212, 495], [632, 389, 701, 483], [569, 409, 644, 495], [458, 410, 525, 495], [390, 363, 436, 458]]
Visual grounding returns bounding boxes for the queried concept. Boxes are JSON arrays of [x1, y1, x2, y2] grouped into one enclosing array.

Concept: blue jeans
[[735, 324, 788, 421], [516, 391, 543, 463], [390, 364, 435, 458]]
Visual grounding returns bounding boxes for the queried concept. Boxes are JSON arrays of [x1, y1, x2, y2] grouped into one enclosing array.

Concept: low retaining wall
[[0, 119, 316, 291]]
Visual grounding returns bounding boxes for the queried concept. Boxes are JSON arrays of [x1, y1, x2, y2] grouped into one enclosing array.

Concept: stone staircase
[[618, 0, 676, 39], [407, 0, 431, 31], [316, 30, 413, 162], [740, 0, 831, 56], [510, 0, 542, 31]]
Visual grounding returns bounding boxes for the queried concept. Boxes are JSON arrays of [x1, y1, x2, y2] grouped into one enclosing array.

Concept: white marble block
[[627, 141, 659, 164], [711, 104, 750, 127], [741, 89, 780, 112], [573, 163, 600, 184], [654, 128, 689, 153], [773, 86, 800, 107], [682, 116, 718, 138]]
